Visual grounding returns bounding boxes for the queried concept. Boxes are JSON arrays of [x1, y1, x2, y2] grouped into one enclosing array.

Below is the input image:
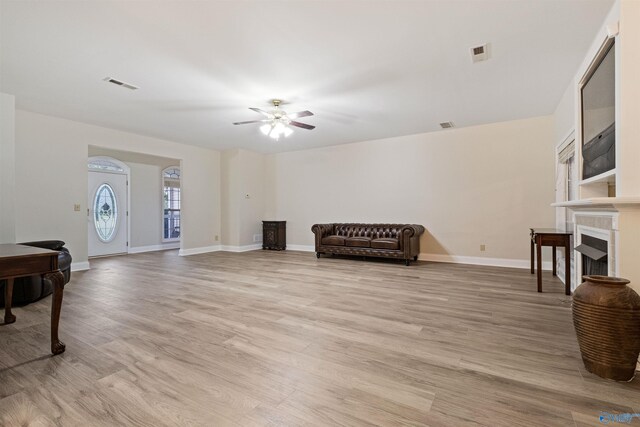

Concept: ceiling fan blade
[[249, 107, 273, 117], [287, 110, 313, 119], [289, 120, 315, 130], [233, 119, 270, 125]]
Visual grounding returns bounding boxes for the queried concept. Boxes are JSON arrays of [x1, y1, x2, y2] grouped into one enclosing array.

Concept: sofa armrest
[[311, 224, 334, 250], [399, 225, 425, 238], [399, 225, 425, 258], [20, 240, 66, 251], [311, 224, 334, 238]]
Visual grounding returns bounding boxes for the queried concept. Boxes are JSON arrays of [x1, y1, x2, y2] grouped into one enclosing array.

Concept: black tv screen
[[581, 42, 615, 180]]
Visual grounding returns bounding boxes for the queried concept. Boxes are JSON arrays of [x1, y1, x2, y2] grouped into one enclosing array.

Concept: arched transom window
[[88, 158, 125, 173]]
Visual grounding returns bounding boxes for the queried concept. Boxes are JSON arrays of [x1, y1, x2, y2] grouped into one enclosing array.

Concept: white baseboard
[[71, 261, 90, 272], [129, 243, 180, 254], [220, 244, 262, 252], [179, 243, 552, 271], [286, 244, 315, 252], [178, 245, 221, 256], [419, 253, 553, 270]]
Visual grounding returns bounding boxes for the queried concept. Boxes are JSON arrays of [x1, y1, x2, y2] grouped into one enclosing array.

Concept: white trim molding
[[419, 253, 553, 271], [286, 244, 315, 252], [129, 243, 180, 254], [220, 244, 262, 252], [270, 245, 553, 270], [178, 245, 221, 256], [71, 261, 90, 272]]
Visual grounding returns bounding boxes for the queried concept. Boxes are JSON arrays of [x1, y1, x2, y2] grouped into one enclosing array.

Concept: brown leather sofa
[[0, 240, 72, 306], [311, 223, 425, 265]]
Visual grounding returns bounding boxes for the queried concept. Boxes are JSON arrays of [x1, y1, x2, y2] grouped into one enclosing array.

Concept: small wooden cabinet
[[262, 221, 286, 250]]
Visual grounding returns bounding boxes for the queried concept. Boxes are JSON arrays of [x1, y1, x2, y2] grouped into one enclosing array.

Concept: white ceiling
[[1, 0, 614, 153]]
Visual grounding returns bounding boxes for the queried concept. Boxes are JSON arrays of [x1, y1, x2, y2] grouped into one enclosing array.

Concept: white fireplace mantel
[[552, 197, 640, 209], [551, 198, 640, 295]]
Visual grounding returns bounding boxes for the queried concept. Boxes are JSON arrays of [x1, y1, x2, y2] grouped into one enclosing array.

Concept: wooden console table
[[1, 244, 66, 355], [530, 228, 572, 296]]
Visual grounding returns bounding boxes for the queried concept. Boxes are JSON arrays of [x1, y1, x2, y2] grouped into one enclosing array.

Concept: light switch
[[74, 204, 81, 212]]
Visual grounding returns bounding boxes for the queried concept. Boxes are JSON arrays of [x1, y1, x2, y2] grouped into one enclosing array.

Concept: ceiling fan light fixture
[[269, 122, 287, 140], [234, 99, 314, 140], [273, 122, 285, 133], [260, 124, 272, 135]]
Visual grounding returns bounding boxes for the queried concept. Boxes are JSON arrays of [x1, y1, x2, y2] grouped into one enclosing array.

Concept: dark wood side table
[[1, 244, 67, 355], [263, 221, 286, 250], [530, 228, 572, 296]]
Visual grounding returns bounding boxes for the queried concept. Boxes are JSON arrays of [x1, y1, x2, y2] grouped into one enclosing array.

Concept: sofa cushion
[[371, 238, 399, 250], [322, 235, 346, 246], [345, 237, 371, 247]]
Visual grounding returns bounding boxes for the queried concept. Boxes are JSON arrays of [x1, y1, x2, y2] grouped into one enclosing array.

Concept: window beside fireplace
[[556, 135, 576, 230]]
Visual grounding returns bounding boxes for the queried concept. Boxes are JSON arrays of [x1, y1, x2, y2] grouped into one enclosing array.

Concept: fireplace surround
[[552, 199, 640, 296], [576, 234, 608, 276]]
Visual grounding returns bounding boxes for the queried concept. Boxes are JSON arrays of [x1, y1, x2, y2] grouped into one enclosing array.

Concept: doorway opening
[[88, 147, 182, 257]]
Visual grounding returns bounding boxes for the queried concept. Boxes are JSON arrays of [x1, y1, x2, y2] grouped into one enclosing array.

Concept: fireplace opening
[[575, 234, 608, 276]]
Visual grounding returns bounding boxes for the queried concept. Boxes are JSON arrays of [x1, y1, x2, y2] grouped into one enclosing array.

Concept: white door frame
[[88, 156, 131, 255]]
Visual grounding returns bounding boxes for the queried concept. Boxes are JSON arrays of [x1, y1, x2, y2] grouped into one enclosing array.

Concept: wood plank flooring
[[1, 250, 639, 426]]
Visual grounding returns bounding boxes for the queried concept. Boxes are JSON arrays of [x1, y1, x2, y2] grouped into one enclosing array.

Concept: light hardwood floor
[[1, 250, 639, 426]]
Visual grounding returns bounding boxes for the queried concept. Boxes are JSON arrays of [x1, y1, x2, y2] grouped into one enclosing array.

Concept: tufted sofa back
[[334, 224, 406, 239]]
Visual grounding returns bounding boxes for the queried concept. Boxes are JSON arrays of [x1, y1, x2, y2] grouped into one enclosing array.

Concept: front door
[[88, 171, 128, 257]]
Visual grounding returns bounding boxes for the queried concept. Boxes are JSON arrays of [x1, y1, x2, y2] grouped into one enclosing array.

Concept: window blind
[[558, 140, 575, 164]]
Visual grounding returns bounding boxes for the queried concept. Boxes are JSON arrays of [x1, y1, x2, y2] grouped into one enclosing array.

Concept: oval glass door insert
[[94, 183, 118, 242]]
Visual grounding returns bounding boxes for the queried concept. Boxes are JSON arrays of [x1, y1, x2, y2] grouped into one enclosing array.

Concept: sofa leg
[[316, 252, 321, 259], [414, 255, 418, 261], [405, 259, 410, 266]]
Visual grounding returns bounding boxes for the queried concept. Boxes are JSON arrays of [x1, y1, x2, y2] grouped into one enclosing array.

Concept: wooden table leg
[[530, 236, 535, 274], [3, 278, 16, 324], [565, 240, 571, 296], [536, 236, 543, 293], [552, 246, 557, 276], [45, 271, 66, 355]]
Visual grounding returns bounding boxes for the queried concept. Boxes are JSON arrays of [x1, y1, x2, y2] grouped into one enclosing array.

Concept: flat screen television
[[581, 42, 615, 180]]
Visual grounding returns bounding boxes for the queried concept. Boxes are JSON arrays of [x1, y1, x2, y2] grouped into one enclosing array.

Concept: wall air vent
[[470, 43, 489, 63], [103, 77, 139, 90], [440, 121, 455, 129]]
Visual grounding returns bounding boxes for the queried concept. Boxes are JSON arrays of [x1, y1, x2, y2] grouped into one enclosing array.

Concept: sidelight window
[[163, 167, 181, 240]]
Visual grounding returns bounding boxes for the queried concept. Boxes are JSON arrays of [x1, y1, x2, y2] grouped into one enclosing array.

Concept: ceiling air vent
[[103, 77, 139, 90], [470, 43, 489, 63], [440, 121, 454, 129]]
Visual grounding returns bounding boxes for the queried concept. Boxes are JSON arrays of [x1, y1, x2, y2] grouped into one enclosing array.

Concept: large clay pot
[[572, 275, 640, 381]]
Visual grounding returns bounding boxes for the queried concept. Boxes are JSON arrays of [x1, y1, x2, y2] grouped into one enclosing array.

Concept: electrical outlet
[[480, 244, 486, 252], [74, 204, 81, 211], [253, 234, 263, 243], [215, 235, 219, 241]]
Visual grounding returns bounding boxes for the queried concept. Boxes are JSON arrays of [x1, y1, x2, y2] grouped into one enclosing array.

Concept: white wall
[[265, 115, 556, 265], [221, 149, 266, 248], [0, 93, 16, 243], [129, 162, 164, 249], [617, 0, 640, 196], [14, 110, 221, 267], [553, 84, 575, 145]]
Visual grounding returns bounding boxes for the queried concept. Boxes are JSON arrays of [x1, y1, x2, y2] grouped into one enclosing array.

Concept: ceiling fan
[[233, 99, 315, 140]]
